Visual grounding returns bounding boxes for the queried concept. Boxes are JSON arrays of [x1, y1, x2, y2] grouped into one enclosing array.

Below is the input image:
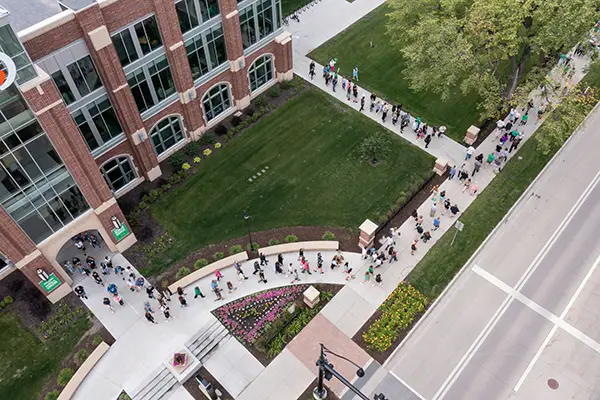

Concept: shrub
[[148, 190, 160, 203], [162, 183, 172, 191], [57, 368, 74, 387], [214, 142, 222, 149], [175, 267, 191, 280], [2, 295, 10, 305], [138, 201, 147, 210], [169, 174, 182, 185], [245, 107, 255, 117], [45, 390, 60, 400], [194, 259, 209, 269], [254, 96, 267, 108], [280, 79, 292, 90], [285, 235, 298, 243], [229, 245, 243, 255], [182, 163, 191, 171], [75, 349, 90, 365], [0, 300, 6, 309], [200, 131, 216, 145], [138, 191, 149, 201], [92, 334, 103, 346], [322, 231, 336, 240], [168, 152, 184, 168], [231, 115, 242, 126], [268, 238, 280, 246], [184, 141, 200, 156], [247, 242, 260, 252], [193, 156, 201, 163], [214, 124, 228, 135], [203, 149, 212, 156], [214, 252, 225, 260], [268, 84, 281, 97]]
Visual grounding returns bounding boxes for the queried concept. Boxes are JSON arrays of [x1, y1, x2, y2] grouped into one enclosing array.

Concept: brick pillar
[[20, 253, 69, 299], [274, 31, 293, 82], [75, 5, 161, 181], [220, 0, 251, 110], [21, 78, 112, 210], [153, 0, 205, 138], [358, 219, 378, 249], [0, 207, 69, 298]]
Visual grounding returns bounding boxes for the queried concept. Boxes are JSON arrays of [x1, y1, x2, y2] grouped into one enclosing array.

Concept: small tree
[[57, 368, 74, 387], [214, 252, 225, 260], [175, 267, 191, 280], [285, 235, 298, 243], [75, 349, 89, 365], [359, 133, 391, 164], [194, 259, 209, 269], [45, 391, 60, 400], [229, 245, 244, 255], [322, 231, 336, 240], [92, 334, 103, 346]]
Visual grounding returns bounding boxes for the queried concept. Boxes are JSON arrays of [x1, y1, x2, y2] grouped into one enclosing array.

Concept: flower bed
[[362, 283, 427, 352], [213, 285, 307, 344]]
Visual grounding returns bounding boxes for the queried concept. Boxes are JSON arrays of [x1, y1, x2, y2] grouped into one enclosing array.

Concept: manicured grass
[[308, 4, 481, 142], [0, 312, 91, 400], [148, 88, 434, 275]]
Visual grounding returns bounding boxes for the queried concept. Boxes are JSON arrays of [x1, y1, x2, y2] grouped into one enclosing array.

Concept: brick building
[[0, 0, 293, 302]]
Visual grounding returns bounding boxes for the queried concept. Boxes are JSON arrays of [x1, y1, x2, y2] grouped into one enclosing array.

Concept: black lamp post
[[313, 343, 370, 400], [244, 212, 255, 253]]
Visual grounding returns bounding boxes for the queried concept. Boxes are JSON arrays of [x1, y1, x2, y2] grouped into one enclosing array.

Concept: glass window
[[0, 25, 36, 85], [148, 55, 175, 101], [134, 16, 162, 56], [185, 23, 227, 81], [101, 156, 136, 192], [240, 6, 257, 49], [186, 36, 209, 80], [176, 0, 200, 33], [71, 95, 123, 152], [127, 69, 155, 113], [202, 83, 231, 122], [66, 55, 102, 97], [206, 25, 227, 69], [256, 0, 274, 40], [198, 0, 220, 22], [112, 29, 139, 67], [149, 116, 184, 155], [249, 55, 273, 92], [51, 71, 75, 105]]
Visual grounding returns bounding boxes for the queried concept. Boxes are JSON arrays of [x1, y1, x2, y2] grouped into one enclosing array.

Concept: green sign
[[40, 273, 61, 293], [112, 224, 129, 242]]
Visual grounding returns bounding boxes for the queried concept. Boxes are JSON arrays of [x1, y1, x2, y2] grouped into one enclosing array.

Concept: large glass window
[[101, 157, 136, 192], [71, 95, 123, 152], [126, 55, 175, 114], [240, 0, 280, 50], [176, 0, 219, 33], [202, 83, 231, 122], [0, 90, 89, 243], [0, 25, 36, 84], [149, 116, 184, 155], [66, 55, 102, 97], [249, 55, 273, 92], [51, 71, 75, 105], [185, 23, 227, 81], [112, 15, 163, 67]]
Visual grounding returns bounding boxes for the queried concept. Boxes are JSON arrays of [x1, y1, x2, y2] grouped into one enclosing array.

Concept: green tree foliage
[[386, 0, 598, 117]]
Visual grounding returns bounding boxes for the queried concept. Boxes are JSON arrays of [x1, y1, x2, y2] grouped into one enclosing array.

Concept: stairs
[[185, 317, 231, 362], [131, 365, 178, 400]]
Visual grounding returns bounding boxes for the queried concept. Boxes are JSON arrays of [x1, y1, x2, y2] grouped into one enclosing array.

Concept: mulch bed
[[298, 378, 341, 400], [183, 366, 233, 400], [351, 307, 426, 365], [148, 227, 359, 286]]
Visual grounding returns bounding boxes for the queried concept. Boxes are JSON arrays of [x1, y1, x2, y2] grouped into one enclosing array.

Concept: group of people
[[72, 231, 102, 254]]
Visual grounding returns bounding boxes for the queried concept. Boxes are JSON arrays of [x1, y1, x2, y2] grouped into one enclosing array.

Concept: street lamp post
[[313, 344, 373, 400], [244, 212, 255, 253]]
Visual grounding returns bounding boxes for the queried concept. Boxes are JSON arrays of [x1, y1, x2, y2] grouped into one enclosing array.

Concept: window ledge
[[91, 134, 127, 159], [140, 93, 180, 121], [193, 62, 230, 89], [157, 138, 190, 163], [243, 28, 284, 57]]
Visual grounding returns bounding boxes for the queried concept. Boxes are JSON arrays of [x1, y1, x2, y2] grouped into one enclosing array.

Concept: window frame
[[175, 0, 220, 34], [148, 115, 186, 156], [184, 22, 227, 82], [201, 82, 231, 123], [70, 94, 125, 154], [100, 156, 137, 193], [111, 14, 164, 68], [239, 0, 282, 51], [126, 53, 176, 115], [248, 54, 274, 92]]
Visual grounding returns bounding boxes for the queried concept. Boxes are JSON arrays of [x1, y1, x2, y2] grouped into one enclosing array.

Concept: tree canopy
[[386, 0, 598, 117]]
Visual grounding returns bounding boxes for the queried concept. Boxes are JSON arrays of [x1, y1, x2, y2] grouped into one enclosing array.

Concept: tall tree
[[386, 0, 598, 117]]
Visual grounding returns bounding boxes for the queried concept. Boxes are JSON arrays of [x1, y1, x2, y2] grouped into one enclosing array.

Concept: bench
[[58, 342, 110, 400], [259, 241, 339, 256]]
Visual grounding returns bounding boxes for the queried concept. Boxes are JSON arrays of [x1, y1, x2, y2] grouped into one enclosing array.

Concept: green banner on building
[[112, 224, 129, 242], [40, 273, 61, 293]]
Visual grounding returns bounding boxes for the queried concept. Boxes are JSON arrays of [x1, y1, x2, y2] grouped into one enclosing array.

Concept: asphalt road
[[383, 103, 600, 400]]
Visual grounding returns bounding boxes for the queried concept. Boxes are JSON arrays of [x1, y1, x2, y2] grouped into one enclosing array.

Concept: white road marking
[[432, 167, 600, 400], [512, 250, 600, 391], [390, 370, 428, 400]]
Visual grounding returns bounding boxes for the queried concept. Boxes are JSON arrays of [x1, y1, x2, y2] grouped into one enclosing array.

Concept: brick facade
[[20, 254, 66, 296], [0, 207, 37, 263]]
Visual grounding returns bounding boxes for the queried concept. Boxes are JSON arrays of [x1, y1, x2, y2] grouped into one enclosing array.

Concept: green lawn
[[148, 88, 434, 275], [281, 0, 311, 17], [308, 4, 481, 142], [0, 312, 91, 400]]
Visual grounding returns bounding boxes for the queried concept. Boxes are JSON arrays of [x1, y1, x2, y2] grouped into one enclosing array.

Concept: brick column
[[0, 207, 69, 298], [153, 0, 205, 138], [21, 78, 112, 210], [274, 31, 293, 82], [75, 5, 161, 181], [219, 0, 251, 109]]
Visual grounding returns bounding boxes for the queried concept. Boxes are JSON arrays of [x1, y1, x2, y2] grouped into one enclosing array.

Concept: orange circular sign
[[0, 70, 6, 86]]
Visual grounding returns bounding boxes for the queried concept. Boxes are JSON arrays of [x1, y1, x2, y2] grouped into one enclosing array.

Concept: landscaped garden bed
[[123, 83, 435, 282], [213, 283, 341, 366]]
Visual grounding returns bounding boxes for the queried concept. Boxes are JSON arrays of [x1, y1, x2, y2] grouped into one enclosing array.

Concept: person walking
[[450, 203, 460, 218], [146, 285, 156, 299], [275, 260, 283, 274], [462, 178, 471, 193], [145, 311, 157, 324], [361, 265, 373, 284], [253, 261, 261, 275], [449, 165, 457, 180], [176, 286, 186, 298], [144, 301, 154, 314], [332, 74, 338, 92], [388, 247, 398, 263], [309, 61, 315, 80], [433, 217, 441, 231], [465, 146, 475, 160], [410, 240, 418, 255], [359, 95, 365, 112], [346, 81, 352, 100], [92, 271, 104, 286], [509, 136, 521, 153], [486, 152, 495, 167], [226, 281, 236, 293], [424, 134, 432, 148], [178, 295, 188, 307], [353, 66, 359, 81], [161, 304, 172, 321], [260, 253, 269, 266], [104, 256, 113, 269], [381, 103, 388, 122], [287, 262, 294, 278], [472, 158, 482, 176], [373, 274, 383, 287], [430, 202, 437, 217], [301, 259, 312, 275], [234, 262, 248, 280], [194, 286, 205, 299], [291, 269, 301, 283], [258, 270, 267, 284], [74, 285, 88, 299]]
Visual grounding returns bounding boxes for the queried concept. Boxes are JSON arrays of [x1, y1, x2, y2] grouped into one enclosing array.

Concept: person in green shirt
[[511, 130, 519, 141], [487, 152, 495, 166], [520, 114, 528, 125], [193, 286, 205, 299]]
